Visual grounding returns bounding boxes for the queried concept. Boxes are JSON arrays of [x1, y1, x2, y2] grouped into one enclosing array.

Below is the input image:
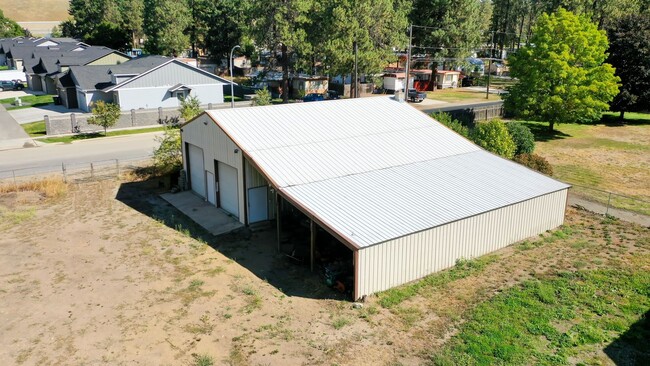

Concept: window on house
[[176, 91, 186, 100]]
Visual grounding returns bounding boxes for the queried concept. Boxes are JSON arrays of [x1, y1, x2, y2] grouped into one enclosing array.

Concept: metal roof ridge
[[279, 150, 483, 189], [247, 122, 449, 153]]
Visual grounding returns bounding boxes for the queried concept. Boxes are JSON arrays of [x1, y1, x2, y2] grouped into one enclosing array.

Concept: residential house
[[66, 56, 229, 112], [290, 75, 328, 98], [435, 70, 461, 89]]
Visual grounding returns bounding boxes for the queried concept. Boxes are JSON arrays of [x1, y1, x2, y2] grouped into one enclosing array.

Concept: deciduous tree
[[88, 101, 121, 136], [606, 13, 650, 119], [504, 8, 619, 131]]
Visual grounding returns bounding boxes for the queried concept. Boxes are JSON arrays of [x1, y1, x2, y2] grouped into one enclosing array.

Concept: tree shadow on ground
[[115, 174, 347, 301], [520, 121, 572, 142], [604, 310, 650, 365], [600, 114, 650, 127]]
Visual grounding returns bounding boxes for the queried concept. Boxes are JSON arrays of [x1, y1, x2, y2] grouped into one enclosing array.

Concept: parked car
[[0, 80, 24, 91], [327, 90, 340, 100], [303, 93, 324, 102], [461, 76, 475, 87], [407, 88, 426, 103]]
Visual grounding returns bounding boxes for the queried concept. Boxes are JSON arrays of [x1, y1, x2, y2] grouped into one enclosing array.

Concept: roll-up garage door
[[218, 161, 239, 217], [187, 144, 205, 198]]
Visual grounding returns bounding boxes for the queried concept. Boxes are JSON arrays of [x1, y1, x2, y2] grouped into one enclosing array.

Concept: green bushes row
[[431, 112, 552, 175]]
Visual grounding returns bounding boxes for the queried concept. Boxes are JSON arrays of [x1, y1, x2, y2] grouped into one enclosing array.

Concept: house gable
[[86, 52, 131, 66], [114, 61, 227, 90]]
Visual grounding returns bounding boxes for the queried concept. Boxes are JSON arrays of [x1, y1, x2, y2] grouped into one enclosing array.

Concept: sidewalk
[[0, 104, 36, 150], [568, 194, 650, 227]]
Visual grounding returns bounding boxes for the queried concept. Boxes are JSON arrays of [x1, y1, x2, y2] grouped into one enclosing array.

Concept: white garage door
[[218, 162, 239, 217], [187, 144, 205, 198]]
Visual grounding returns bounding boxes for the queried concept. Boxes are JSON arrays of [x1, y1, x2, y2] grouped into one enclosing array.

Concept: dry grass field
[[523, 116, 650, 214], [0, 0, 69, 22], [0, 173, 648, 365]]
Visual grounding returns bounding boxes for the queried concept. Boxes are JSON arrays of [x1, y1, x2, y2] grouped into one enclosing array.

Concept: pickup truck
[[407, 88, 426, 103]]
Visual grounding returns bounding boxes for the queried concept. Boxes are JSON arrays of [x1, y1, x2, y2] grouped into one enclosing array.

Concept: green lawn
[[516, 117, 649, 215], [426, 89, 501, 103], [433, 269, 649, 365], [370, 210, 649, 365], [0, 65, 8, 71], [0, 94, 54, 110], [39, 126, 165, 143], [21, 121, 46, 137], [224, 95, 243, 103], [473, 75, 518, 89]]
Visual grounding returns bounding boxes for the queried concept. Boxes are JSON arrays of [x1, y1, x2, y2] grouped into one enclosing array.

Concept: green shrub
[[252, 88, 272, 106], [514, 153, 553, 175], [179, 95, 203, 121], [506, 122, 535, 154], [431, 112, 470, 138], [470, 120, 516, 158], [153, 126, 182, 173]]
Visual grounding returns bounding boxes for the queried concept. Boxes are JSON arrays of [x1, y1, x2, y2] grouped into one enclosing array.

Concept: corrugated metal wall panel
[[357, 189, 567, 297], [182, 114, 245, 223], [245, 159, 276, 220], [122, 62, 225, 89]]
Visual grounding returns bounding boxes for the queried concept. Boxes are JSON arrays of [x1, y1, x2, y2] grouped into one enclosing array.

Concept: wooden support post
[[276, 192, 281, 252], [310, 219, 316, 272]]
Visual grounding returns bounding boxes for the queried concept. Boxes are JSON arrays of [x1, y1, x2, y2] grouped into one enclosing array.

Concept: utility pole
[[403, 24, 413, 101], [486, 32, 494, 100], [191, 0, 196, 59], [353, 40, 358, 98]]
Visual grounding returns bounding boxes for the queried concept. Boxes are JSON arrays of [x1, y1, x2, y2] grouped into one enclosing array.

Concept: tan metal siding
[[87, 53, 130, 66], [121, 62, 224, 89], [356, 189, 568, 297], [244, 159, 276, 220], [182, 114, 245, 223]]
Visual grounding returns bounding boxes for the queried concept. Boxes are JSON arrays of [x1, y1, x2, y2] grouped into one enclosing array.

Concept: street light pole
[[230, 45, 241, 108], [404, 24, 413, 102]]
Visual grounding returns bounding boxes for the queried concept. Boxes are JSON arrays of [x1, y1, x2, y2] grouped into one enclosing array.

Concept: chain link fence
[[569, 184, 650, 218], [0, 156, 154, 186]]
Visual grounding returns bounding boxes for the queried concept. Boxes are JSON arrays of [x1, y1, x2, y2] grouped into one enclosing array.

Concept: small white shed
[[181, 97, 569, 299]]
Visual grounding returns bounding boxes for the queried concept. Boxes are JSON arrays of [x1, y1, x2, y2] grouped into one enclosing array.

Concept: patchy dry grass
[[521, 120, 650, 214], [0, 177, 67, 199], [1, 177, 647, 365]]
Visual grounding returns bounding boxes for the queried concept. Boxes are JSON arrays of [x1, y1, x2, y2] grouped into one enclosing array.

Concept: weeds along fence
[[0, 156, 153, 186], [569, 184, 650, 217]]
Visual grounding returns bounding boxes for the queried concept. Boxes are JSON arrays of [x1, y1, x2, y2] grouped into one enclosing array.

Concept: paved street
[[0, 132, 163, 178]]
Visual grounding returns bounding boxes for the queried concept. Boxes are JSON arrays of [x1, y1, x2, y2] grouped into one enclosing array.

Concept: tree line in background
[[0, 0, 639, 120]]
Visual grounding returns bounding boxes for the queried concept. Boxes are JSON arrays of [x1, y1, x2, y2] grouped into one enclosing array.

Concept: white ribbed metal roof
[[205, 97, 569, 249]]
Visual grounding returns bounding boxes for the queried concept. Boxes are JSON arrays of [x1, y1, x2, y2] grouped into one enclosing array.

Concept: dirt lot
[[1, 177, 648, 365]]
